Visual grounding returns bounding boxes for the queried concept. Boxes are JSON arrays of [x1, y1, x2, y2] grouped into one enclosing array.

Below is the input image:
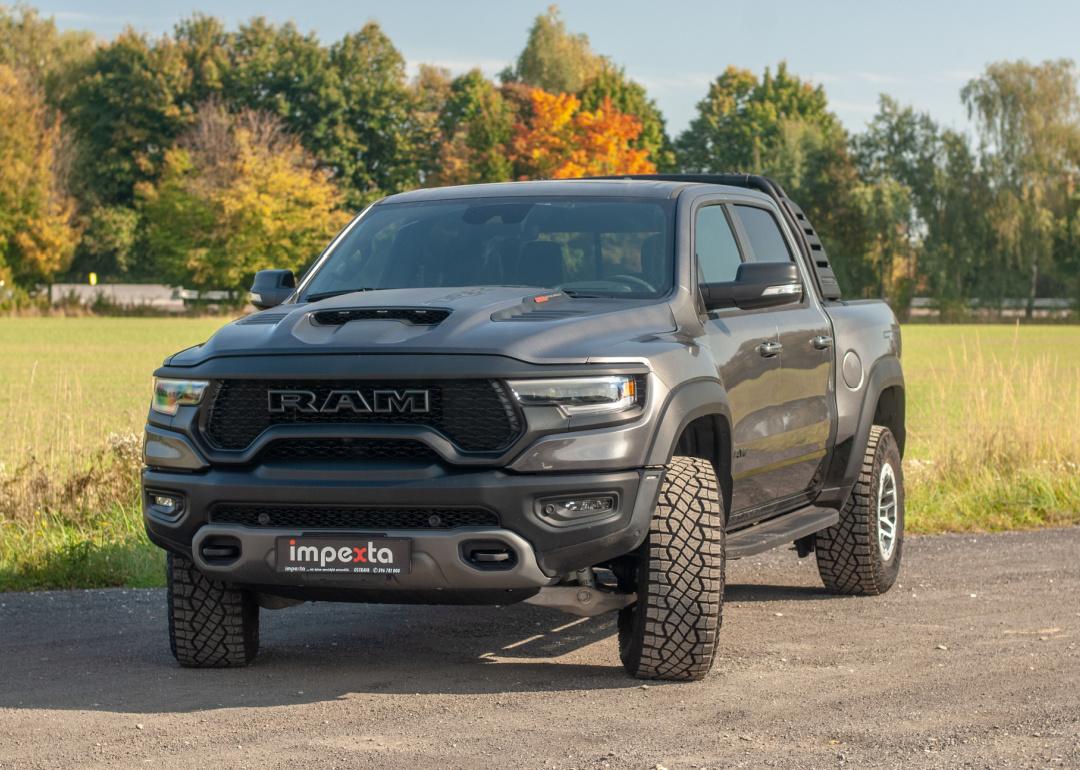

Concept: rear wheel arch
[[872, 384, 906, 457]]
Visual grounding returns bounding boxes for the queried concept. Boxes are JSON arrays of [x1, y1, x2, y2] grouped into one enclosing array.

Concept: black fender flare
[[823, 355, 905, 507], [644, 377, 732, 469]]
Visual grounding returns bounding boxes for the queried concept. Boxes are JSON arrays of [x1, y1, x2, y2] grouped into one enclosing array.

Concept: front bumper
[[143, 464, 663, 590]]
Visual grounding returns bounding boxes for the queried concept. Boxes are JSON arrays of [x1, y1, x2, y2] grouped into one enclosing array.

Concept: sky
[[44, 0, 1080, 137]]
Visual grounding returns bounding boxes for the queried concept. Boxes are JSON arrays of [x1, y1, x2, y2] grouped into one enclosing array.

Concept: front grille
[[259, 438, 437, 463], [203, 379, 522, 452], [210, 504, 499, 529]]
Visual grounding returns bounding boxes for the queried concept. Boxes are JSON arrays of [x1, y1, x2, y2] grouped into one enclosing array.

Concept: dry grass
[[0, 318, 1077, 590], [903, 326, 1080, 531]]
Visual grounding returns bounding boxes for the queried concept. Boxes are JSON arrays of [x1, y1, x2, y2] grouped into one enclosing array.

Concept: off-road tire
[[168, 552, 260, 667], [816, 425, 903, 595], [618, 456, 725, 681]]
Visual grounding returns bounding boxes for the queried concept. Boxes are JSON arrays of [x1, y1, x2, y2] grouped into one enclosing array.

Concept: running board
[[726, 506, 839, 559]]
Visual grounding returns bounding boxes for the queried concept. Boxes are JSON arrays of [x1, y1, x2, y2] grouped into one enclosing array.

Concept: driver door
[[694, 201, 787, 516]]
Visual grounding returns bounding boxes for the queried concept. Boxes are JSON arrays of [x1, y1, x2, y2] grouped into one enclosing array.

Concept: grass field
[[1, 317, 1078, 590]]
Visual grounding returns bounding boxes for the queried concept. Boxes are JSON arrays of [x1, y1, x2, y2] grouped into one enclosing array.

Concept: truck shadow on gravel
[[1, 579, 844, 714], [1, 592, 647, 714]]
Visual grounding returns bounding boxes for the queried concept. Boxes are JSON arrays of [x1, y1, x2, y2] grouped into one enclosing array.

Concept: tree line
[[1, 5, 1078, 314]]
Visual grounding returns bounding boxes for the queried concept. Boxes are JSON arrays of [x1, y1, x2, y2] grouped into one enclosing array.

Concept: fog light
[[147, 491, 184, 520], [538, 495, 616, 526], [153, 494, 177, 512]]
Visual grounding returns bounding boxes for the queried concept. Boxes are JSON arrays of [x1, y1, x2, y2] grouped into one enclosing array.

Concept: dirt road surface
[[2, 529, 1078, 769]]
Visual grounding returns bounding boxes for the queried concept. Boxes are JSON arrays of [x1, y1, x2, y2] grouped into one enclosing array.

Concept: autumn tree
[[579, 65, 675, 171], [0, 4, 94, 106], [0, 64, 79, 286], [139, 103, 347, 294], [511, 89, 655, 179]]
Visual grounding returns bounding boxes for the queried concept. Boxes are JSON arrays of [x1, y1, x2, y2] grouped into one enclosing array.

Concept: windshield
[[301, 196, 675, 301]]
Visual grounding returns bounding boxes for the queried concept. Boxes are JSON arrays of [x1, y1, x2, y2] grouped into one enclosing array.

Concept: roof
[[377, 177, 772, 205]]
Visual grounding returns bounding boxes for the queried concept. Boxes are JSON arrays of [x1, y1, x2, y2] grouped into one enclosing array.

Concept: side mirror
[[249, 269, 296, 309], [700, 262, 802, 311]]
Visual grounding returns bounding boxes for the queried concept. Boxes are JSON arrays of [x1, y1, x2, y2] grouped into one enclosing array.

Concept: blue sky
[[45, 0, 1080, 136]]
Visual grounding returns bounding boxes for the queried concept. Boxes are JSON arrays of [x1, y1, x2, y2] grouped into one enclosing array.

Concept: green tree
[[677, 63, 836, 173], [761, 117, 883, 299], [222, 18, 335, 158], [962, 59, 1080, 316], [61, 30, 192, 209], [172, 13, 230, 106], [0, 64, 78, 286], [140, 103, 347, 294], [326, 23, 422, 206], [430, 70, 515, 186], [502, 6, 603, 94], [855, 96, 1000, 306]]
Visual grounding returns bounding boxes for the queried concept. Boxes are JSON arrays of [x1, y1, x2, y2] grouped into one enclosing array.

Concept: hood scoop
[[311, 307, 451, 326]]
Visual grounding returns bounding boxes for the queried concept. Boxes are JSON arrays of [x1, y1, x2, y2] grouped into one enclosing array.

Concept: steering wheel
[[608, 274, 656, 292]]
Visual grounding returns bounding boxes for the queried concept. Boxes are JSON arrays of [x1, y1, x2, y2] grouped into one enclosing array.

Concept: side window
[[733, 205, 792, 262], [695, 205, 743, 282]]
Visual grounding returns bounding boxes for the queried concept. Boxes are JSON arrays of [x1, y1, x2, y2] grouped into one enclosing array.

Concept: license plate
[[276, 536, 411, 576]]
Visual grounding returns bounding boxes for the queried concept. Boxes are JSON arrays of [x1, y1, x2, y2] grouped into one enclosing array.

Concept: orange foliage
[[511, 88, 655, 179]]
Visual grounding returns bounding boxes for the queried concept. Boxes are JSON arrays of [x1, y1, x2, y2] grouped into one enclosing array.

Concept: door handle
[[757, 340, 782, 358], [811, 335, 833, 350]]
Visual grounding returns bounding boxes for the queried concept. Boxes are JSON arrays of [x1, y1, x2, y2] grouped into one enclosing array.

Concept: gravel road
[[2, 529, 1078, 769]]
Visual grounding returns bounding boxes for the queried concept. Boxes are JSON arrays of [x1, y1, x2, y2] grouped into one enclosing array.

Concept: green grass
[[0, 317, 1077, 590]]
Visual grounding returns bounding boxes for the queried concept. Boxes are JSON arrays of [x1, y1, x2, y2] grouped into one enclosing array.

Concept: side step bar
[[726, 506, 839, 559]]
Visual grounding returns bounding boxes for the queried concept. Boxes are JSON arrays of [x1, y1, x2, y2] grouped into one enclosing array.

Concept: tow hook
[[524, 585, 636, 617]]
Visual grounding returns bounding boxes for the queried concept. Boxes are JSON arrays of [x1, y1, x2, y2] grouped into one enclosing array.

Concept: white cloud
[[856, 72, 906, 85]]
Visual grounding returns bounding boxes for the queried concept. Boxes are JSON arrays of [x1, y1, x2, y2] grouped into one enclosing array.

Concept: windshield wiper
[[561, 289, 615, 299], [304, 287, 379, 302]]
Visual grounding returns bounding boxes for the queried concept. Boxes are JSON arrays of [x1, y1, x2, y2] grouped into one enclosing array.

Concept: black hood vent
[[311, 307, 451, 326], [238, 312, 288, 325]]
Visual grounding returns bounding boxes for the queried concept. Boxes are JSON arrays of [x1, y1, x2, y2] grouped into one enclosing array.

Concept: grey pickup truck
[[143, 174, 905, 681]]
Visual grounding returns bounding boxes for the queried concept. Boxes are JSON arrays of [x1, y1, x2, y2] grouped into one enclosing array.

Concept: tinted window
[[302, 197, 674, 300], [734, 205, 792, 262], [695, 206, 742, 283]]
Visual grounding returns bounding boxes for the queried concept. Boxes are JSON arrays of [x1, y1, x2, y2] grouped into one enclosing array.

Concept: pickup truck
[[143, 174, 905, 681]]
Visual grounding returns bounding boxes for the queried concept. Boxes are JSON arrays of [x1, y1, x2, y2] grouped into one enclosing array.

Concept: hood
[[167, 286, 677, 367]]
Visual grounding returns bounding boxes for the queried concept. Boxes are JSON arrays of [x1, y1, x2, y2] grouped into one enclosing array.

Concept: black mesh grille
[[210, 504, 499, 529], [259, 438, 437, 463], [203, 379, 521, 452]]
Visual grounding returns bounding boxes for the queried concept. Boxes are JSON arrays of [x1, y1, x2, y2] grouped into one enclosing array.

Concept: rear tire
[[618, 456, 725, 681], [168, 552, 260, 667], [815, 426, 904, 595]]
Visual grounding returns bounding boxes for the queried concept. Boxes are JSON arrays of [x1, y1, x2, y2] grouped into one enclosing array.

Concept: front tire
[[168, 553, 260, 667], [815, 425, 904, 595], [618, 456, 725, 681]]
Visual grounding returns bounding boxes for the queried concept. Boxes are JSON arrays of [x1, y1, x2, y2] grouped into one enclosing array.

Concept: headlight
[[508, 376, 639, 415], [152, 378, 209, 415]]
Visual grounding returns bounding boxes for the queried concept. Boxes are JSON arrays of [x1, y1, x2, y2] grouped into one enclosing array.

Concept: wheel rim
[[876, 462, 898, 560]]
